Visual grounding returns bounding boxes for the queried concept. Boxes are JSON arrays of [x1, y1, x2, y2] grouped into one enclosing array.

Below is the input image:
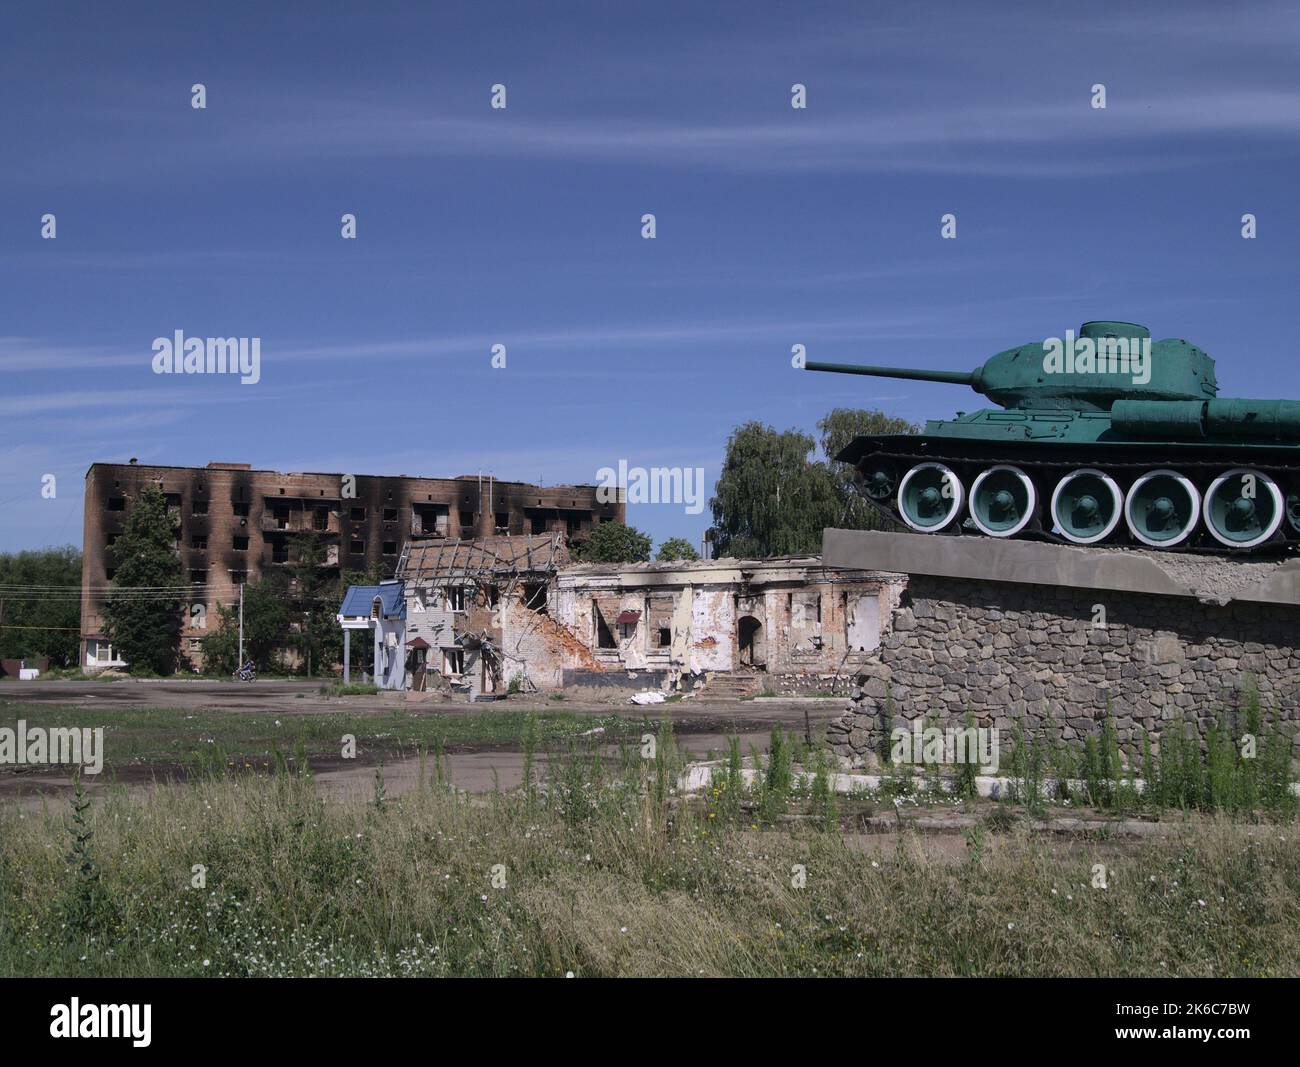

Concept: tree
[[283, 533, 344, 676], [101, 485, 183, 674], [199, 579, 288, 674], [0, 546, 81, 667], [571, 522, 652, 563], [655, 537, 699, 562], [709, 423, 843, 557], [817, 408, 918, 531]]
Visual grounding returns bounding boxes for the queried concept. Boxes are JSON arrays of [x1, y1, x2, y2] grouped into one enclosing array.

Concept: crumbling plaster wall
[[499, 589, 571, 690], [553, 570, 903, 682]]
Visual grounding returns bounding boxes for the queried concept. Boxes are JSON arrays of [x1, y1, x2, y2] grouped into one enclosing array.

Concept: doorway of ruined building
[[410, 647, 428, 691], [737, 615, 765, 668]]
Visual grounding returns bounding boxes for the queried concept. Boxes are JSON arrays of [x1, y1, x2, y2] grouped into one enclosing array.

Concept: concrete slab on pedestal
[[822, 529, 1300, 606]]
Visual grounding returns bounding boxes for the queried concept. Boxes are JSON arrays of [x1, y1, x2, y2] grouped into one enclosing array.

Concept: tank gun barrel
[[804, 360, 982, 390]]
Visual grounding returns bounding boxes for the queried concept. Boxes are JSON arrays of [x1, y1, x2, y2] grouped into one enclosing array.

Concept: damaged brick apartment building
[[79, 460, 623, 669]]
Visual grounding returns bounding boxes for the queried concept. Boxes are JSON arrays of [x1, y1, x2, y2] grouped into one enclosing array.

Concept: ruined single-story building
[[554, 556, 905, 697]]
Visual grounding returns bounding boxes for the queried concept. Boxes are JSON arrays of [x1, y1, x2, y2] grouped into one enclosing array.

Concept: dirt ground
[[0, 679, 844, 807]]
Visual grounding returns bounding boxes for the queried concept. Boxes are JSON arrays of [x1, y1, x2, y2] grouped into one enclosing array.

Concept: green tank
[[806, 321, 1300, 552]]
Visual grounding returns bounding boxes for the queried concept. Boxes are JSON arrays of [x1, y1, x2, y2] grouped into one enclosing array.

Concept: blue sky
[[2, 0, 1299, 553]]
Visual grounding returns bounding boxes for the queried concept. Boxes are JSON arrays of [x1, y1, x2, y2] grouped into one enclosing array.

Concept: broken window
[[522, 582, 547, 614], [350, 539, 365, 555], [447, 586, 466, 612], [382, 541, 397, 555], [647, 595, 674, 648], [229, 570, 248, 585], [313, 508, 329, 531], [192, 500, 208, 515], [494, 512, 508, 533], [412, 503, 449, 536], [444, 648, 465, 675], [486, 584, 500, 607], [233, 502, 250, 517], [191, 536, 207, 550], [350, 506, 366, 521], [233, 536, 248, 551], [383, 507, 398, 522], [190, 569, 206, 585], [271, 542, 289, 564], [107, 497, 125, 511], [530, 515, 546, 535], [790, 591, 822, 630]]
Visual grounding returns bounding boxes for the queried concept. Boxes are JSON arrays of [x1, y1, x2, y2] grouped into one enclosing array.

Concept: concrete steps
[[700, 671, 765, 700]]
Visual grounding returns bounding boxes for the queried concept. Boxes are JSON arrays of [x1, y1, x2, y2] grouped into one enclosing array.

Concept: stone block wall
[[828, 574, 1300, 767]]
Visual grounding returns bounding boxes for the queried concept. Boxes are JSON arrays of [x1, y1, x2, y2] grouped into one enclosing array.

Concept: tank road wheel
[[1050, 468, 1123, 545], [897, 462, 964, 532], [1124, 469, 1200, 548], [1202, 468, 1284, 549], [859, 456, 900, 502], [1287, 489, 1300, 536], [969, 465, 1037, 537]]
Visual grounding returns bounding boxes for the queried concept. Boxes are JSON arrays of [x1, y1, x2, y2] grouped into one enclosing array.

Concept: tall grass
[[2, 765, 1296, 977], [1004, 689, 1296, 817]]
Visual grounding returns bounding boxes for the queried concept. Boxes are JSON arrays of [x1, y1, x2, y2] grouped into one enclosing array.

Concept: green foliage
[[709, 422, 841, 557], [954, 707, 980, 801], [200, 579, 288, 674], [284, 533, 344, 676], [654, 537, 699, 562], [58, 773, 116, 944], [1006, 684, 1296, 817], [570, 521, 652, 563], [879, 683, 894, 767], [710, 411, 917, 557], [817, 408, 918, 531], [709, 736, 746, 824], [808, 746, 839, 831], [0, 545, 81, 667], [101, 485, 183, 674], [760, 726, 794, 820]]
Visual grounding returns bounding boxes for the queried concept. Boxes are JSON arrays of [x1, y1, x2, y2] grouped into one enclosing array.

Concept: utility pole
[[238, 584, 244, 667]]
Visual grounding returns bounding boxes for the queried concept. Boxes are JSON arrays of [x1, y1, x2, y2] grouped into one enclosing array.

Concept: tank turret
[[806, 321, 1300, 553], [806, 321, 1218, 410]]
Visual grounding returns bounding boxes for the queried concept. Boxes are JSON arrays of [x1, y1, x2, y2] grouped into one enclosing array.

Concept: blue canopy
[[339, 580, 405, 619]]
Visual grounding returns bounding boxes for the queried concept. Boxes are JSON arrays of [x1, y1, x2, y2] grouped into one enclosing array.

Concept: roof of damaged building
[[399, 533, 569, 581], [559, 554, 903, 580]]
